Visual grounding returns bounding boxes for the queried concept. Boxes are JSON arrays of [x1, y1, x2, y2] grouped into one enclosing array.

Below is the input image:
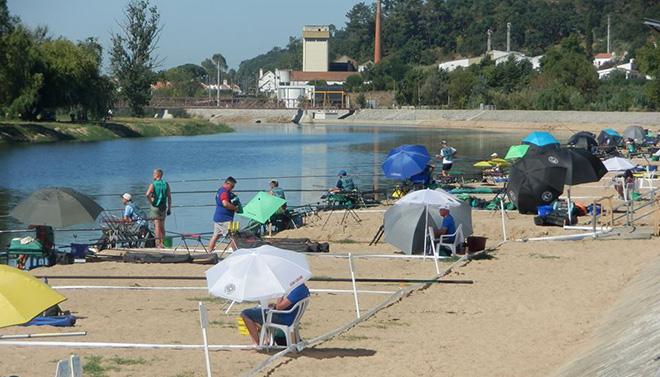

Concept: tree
[[164, 64, 206, 97], [110, 0, 162, 117], [636, 41, 660, 109]]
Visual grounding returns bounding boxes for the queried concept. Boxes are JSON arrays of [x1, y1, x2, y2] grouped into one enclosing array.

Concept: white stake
[[348, 253, 361, 318], [198, 302, 213, 377]]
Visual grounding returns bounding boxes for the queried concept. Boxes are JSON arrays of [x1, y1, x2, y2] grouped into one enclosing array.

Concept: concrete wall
[[553, 257, 660, 377]]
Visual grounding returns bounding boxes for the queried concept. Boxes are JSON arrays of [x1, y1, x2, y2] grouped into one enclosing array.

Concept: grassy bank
[[0, 117, 233, 143]]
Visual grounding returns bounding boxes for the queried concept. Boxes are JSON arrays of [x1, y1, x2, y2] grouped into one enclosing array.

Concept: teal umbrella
[[505, 145, 530, 160], [240, 192, 287, 224]]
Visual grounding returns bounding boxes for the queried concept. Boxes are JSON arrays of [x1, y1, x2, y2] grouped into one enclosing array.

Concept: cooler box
[[9, 238, 44, 254]]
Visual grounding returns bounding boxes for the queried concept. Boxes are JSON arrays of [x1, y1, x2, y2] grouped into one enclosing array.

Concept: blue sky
[[8, 0, 366, 71]]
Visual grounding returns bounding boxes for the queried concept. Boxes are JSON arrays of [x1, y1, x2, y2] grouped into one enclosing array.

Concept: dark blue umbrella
[[382, 145, 431, 179], [522, 132, 560, 147]]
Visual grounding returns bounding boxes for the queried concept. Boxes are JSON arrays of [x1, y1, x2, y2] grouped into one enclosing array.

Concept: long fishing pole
[[33, 275, 473, 284]]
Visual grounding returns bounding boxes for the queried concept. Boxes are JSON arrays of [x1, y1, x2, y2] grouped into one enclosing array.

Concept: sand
[[2, 122, 660, 376]]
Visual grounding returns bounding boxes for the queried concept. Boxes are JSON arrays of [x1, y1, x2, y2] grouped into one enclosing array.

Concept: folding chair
[[259, 297, 310, 351], [428, 224, 464, 257]]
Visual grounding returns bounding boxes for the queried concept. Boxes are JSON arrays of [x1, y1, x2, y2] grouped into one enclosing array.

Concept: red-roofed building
[[593, 53, 615, 68]]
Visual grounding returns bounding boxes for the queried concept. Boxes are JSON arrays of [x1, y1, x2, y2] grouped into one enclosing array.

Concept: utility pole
[[607, 15, 611, 54], [216, 60, 220, 107], [507, 22, 511, 52]]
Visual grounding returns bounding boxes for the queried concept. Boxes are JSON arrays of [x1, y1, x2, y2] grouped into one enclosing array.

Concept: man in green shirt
[[146, 169, 172, 248]]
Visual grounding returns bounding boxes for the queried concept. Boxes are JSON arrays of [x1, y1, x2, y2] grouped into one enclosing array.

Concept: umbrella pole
[[500, 198, 507, 242], [348, 253, 361, 319], [198, 302, 213, 377], [423, 205, 429, 260]]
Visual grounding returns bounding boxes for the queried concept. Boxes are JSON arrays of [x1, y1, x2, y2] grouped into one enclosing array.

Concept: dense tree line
[[3, 0, 660, 118], [236, 0, 660, 111], [0, 0, 113, 120]]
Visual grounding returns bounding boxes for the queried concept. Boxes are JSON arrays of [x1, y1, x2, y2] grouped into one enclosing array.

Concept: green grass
[[83, 356, 120, 377], [529, 253, 560, 259], [336, 238, 359, 244], [0, 117, 232, 144], [210, 319, 238, 329], [109, 356, 147, 365]]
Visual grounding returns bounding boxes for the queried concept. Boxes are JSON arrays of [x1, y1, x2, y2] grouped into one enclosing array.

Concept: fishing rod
[[167, 172, 387, 184], [33, 275, 473, 284]]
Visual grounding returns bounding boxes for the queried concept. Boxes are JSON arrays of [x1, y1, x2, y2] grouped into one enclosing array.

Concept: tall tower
[[374, 0, 382, 63], [302, 25, 330, 72]]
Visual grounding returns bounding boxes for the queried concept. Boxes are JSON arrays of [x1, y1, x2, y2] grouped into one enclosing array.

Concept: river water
[[0, 123, 540, 248]]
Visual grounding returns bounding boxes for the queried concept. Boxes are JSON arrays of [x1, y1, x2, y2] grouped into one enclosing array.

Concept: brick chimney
[[374, 0, 381, 63]]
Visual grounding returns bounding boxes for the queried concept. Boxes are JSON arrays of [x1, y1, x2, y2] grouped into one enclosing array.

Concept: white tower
[[302, 25, 330, 72]]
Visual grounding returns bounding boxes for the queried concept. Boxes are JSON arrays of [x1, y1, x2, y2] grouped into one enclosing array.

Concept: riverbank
[[190, 108, 660, 135], [0, 118, 233, 143]]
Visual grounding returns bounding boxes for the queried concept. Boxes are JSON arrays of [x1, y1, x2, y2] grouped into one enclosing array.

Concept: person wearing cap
[[434, 204, 456, 255], [268, 179, 286, 200], [435, 141, 457, 177], [483, 152, 501, 177], [208, 177, 239, 253], [329, 169, 355, 192], [122, 193, 150, 244]]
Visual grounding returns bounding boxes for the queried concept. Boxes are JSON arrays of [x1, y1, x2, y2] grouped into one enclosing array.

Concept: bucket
[[466, 236, 487, 252], [536, 205, 554, 217], [70, 243, 89, 258], [652, 155, 659, 162], [163, 236, 173, 248]]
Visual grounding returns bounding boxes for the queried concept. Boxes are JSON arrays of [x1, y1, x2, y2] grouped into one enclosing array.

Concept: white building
[[593, 52, 616, 68], [438, 50, 542, 72], [258, 69, 276, 94], [597, 59, 649, 80]]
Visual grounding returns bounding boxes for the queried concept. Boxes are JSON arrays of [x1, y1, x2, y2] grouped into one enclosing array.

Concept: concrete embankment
[[553, 256, 660, 377], [187, 108, 660, 134]]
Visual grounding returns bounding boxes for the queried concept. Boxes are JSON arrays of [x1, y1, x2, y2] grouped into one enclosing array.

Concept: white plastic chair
[[428, 224, 464, 257], [259, 297, 310, 351]]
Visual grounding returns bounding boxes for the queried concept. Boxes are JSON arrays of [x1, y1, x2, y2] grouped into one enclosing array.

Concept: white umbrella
[[205, 245, 311, 303], [395, 189, 464, 254], [603, 157, 637, 172], [396, 188, 462, 207]]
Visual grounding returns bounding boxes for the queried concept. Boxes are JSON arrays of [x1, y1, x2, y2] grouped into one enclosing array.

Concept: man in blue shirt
[[122, 193, 150, 242], [240, 283, 310, 347], [329, 170, 355, 192], [207, 177, 239, 252], [434, 204, 456, 255]]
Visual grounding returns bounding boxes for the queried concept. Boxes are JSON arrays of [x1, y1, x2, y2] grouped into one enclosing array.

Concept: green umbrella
[[505, 145, 530, 160], [240, 191, 287, 224]]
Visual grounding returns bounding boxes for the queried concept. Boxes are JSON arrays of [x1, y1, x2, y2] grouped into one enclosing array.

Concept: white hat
[[122, 193, 132, 201], [438, 204, 450, 210], [491, 152, 498, 157], [270, 179, 278, 185]]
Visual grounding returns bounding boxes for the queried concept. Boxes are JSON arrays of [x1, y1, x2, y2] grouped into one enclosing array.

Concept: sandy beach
[[1, 118, 660, 377]]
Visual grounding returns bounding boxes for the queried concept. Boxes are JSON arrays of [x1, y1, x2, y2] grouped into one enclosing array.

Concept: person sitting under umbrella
[[240, 283, 310, 348], [483, 153, 502, 176], [432, 204, 456, 256], [409, 164, 435, 189], [614, 169, 636, 200]]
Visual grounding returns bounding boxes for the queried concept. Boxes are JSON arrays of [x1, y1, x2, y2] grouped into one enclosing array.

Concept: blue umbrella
[[382, 145, 431, 179], [522, 132, 560, 147], [603, 128, 621, 136], [386, 144, 430, 158]]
